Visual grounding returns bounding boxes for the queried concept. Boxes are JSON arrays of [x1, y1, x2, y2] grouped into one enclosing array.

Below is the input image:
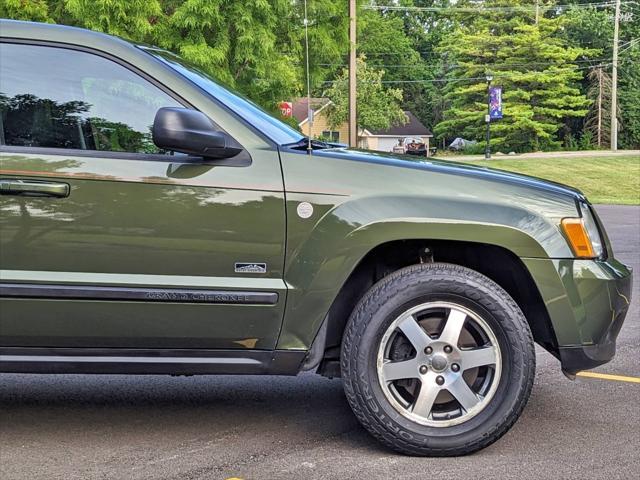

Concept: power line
[[321, 62, 615, 85], [364, 2, 623, 13], [342, 37, 621, 56], [619, 38, 640, 47], [618, 37, 640, 54], [315, 58, 617, 69]]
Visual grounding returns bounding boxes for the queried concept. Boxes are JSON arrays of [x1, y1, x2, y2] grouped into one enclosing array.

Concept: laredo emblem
[[235, 263, 267, 274]]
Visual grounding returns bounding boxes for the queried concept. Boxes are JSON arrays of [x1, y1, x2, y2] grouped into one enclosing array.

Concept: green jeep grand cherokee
[[0, 20, 633, 456]]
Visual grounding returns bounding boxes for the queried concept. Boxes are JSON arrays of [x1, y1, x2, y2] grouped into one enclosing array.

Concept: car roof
[[0, 19, 142, 58]]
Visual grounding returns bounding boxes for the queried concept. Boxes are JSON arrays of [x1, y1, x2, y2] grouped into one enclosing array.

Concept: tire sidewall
[[343, 264, 534, 452]]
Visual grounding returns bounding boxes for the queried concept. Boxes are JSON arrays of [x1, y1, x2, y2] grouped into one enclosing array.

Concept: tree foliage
[[1, 0, 639, 149], [64, 0, 161, 38], [357, 4, 442, 137], [0, 0, 50, 21], [435, 0, 593, 152], [324, 58, 407, 132], [564, 2, 640, 148], [618, 48, 640, 149]]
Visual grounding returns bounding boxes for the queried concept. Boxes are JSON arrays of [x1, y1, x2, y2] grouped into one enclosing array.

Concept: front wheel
[[341, 263, 535, 456]]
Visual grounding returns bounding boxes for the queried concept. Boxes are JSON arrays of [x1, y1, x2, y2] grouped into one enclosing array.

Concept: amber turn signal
[[561, 218, 596, 258]]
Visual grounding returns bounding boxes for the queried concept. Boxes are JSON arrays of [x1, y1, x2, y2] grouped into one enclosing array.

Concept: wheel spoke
[[397, 314, 432, 350], [447, 377, 480, 412], [377, 302, 503, 427], [381, 359, 419, 382], [438, 308, 467, 346], [460, 346, 497, 371], [412, 374, 440, 418]]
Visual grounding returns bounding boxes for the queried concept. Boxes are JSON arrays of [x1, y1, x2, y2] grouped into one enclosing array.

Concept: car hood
[[312, 147, 585, 200]]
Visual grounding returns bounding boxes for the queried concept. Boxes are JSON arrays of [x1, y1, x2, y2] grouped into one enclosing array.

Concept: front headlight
[[579, 202, 604, 258], [560, 202, 604, 259]]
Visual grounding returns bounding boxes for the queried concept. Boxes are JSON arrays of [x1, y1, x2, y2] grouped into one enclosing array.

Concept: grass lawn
[[456, 155, 640, 205]]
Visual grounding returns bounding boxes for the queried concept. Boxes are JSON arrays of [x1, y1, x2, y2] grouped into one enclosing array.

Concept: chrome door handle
[[0, 179, 70, 198]]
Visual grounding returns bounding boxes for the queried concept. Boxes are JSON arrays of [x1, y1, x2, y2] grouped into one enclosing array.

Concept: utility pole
[[611, 0, 620, 151], [348, 0, 357, 148], [597, 68, 603, 148], [303, 0, 312, 153]]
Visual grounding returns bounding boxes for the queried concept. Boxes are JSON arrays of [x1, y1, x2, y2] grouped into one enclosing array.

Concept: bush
[[578, 131, 594, 150], [564, 134, 578, 151], [462, 143, 486, 155]]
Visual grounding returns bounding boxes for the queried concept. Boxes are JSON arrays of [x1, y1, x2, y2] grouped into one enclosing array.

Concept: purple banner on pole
[[489, 86, 503, 120]]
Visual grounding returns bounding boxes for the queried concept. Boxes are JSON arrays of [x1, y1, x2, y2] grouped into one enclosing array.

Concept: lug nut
[[451, 363, 460, 372], [424, 346, 433, 355], [444, 345, 453, 354], [419, 365, 428, 374], [436, 375, 445, 385]]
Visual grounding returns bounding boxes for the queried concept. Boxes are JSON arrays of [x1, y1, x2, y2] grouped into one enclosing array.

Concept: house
[[364, 111, 433, 153], [292, 97, 346, 142], [291, 97, 433, 155]]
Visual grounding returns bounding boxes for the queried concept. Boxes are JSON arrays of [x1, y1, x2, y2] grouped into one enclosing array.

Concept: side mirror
[[152, 107, 242, 159]]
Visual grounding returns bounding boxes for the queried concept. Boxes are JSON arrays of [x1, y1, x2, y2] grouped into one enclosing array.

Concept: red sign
[[279, 101, 293, 118]]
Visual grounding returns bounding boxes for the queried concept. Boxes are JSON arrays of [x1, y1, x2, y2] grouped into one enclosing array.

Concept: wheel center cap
[[431, 354, 448, 372]]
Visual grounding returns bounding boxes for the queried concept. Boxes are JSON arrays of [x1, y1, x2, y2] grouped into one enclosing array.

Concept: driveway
[[1, 205, 638, 480]]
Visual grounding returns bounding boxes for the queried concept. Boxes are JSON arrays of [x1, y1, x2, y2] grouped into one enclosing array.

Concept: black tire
[[341, 262, 535, 456]]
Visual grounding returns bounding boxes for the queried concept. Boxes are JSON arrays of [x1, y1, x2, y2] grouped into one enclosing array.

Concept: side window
[[0, 43, 181, 154]]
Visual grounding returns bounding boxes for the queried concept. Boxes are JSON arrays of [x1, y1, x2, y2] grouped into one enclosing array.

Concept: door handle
[[0, 179, 70, 198]]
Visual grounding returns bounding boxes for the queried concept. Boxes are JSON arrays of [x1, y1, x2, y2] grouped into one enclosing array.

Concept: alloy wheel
[[376, 302, 502, 427]]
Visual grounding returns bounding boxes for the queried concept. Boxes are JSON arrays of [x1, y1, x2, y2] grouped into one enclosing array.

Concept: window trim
[[0, 144, 252, 167], [0, 38, 251, 165]]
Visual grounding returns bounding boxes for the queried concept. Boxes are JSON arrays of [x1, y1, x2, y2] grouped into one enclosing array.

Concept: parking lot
[[1, 205, 638, 480]]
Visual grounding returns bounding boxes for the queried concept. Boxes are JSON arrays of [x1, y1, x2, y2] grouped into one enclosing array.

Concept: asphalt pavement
[[1, 205, 638, 480]]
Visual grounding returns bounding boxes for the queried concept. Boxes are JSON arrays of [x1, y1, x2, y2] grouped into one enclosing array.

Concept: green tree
[[3, 0, 634, 150], [618, 46, 640, 148], [154, 0, 302, 106], [0, 1, 431, 135], [613, 9, 640, 149], [564, 2, 640, 148], [357, 5, 438, 134], [435, 0, 593, 152], [367, 1, 455, 145], [303, 0, 350, 92], [64, 0, 161, 38], [0, 0, 307, 111], [324, 57, 407, 132], [563, 3, 613, 53], [0, 0, 51, 22]]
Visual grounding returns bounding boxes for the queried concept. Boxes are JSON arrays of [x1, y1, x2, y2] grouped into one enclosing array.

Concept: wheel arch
[[305, 239, 558, 377]]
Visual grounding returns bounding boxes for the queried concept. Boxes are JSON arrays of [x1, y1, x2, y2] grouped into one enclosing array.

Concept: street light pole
[[485, 74, 493, 160]]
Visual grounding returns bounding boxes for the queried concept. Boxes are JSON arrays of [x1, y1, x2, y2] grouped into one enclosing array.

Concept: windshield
[[143, 47, 304, 145]]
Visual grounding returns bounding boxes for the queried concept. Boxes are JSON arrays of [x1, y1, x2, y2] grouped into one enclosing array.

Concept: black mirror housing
[[152, 107, 242, 159]]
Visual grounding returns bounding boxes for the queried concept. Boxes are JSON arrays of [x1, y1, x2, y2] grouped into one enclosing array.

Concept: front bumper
[[523, 257, 633, 374]]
